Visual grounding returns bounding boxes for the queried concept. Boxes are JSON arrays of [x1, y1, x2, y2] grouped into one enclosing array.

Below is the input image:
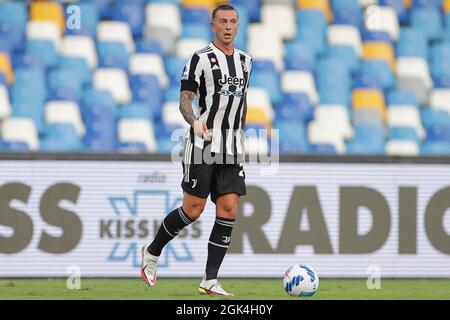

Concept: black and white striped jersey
[[180, 42, 252, 156]]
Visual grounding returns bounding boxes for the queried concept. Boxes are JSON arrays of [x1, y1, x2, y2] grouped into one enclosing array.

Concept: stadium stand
[[0, 0, 449, 155]]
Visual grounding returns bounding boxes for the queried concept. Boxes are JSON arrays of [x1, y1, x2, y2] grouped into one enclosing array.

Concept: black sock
[[148, 207, 194, 256], [205, 217, 235, 280]]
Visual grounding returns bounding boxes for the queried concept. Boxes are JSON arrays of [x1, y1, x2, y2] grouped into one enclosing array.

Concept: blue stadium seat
[[136, 39, 164, 56], [251, 70, 281, 105], [98, 41, 129, 70], [277, 93, 313, 123], [319, 87, 351, 106], [347, 123, 385, 155], [388, 126, 420, 142], [83, 105, 116, 152], [130, 74, 163, 120], [0, 141, 30, 152], [112, 0, 145, 37], [387, 90, 418, 107], [156, 122, 184, 154], [118, 103, 153, 120], [433, 75, 450, 88], [421, 140, 450, 155], [0, 2, 28, 32], [25, 40, 58, 69], [230, 0, 261, 23], [285, 42, 315, 71], [411, 7, 443, 41], [379, 0, 409, 24], [164, 86, 180, 103], [0, 21, 24, 53], [12, 53, 44, 70], [13, 68, 47, 102], [59, 56, 91, 86], [333, 8, 363, 28], [360, 60, 395, 89], [12, 99, 45, 134], [326, 45, 359, 73], [165, 56, 187, 86], [295, 27, 326, 56], [430, 42, 450, 77], [276, 119, 308, 153], [308, 143, 336, 154], [48, 69, 84, 102], [117, 142, 147, 153], [40, 124, 83, 152], [362, 30, 392, 44], [352, 74, 383, 90], [82, 88, 117, 112], [397, 28, 428, 60], [297, 9, 327, 39], [81, 0, 115, 20], [65, 3, 99, 37], [181, 7, 210, 24], [412, 0, 442, 8], [181, 23, 212, 41]]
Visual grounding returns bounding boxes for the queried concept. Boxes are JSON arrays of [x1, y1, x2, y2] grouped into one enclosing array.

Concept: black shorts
[[181, 141, 246, 203]]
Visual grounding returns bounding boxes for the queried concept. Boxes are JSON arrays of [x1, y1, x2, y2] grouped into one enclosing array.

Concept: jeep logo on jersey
[[219, 74, 245, 88]]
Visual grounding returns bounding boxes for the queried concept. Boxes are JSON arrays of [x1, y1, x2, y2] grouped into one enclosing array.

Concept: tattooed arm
[[179, 90, 196, 127], [179, 90, 211, 140]]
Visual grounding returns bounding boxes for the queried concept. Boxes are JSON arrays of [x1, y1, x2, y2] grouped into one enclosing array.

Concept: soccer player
[[140, 4, 252, 296]]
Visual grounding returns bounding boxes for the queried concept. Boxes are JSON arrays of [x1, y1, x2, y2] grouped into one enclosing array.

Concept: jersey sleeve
[[180, 53, 202, 93], [245, 57, 253, 93]]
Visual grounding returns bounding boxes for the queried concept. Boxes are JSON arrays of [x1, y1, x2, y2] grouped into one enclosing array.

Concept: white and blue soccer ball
[[283, 264, 319, 297]]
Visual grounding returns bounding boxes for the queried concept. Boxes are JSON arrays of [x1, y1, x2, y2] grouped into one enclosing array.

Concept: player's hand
[[193, 120, 212, 141]]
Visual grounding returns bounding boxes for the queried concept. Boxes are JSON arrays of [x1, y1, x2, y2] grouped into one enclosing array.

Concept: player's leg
[[141, 192, 207, 287], [199, 163, 245, 296]]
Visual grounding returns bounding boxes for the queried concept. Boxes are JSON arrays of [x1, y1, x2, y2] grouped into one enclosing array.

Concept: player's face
[[211, 10, 239, 46]]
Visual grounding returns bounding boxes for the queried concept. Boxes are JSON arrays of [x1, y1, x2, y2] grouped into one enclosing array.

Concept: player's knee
[[217, 202, 239, 219], [182, 202, 205, 220]]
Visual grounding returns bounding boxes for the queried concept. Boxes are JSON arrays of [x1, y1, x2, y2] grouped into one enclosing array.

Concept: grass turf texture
[[0, 279, 449, 300]]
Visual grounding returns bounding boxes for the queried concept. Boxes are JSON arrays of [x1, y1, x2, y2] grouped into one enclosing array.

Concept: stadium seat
[[176, 39, 209, 59], [98, 41, 129, 70], [430, 42, 450, 78], [1, 117, 39, 151], [117, 142, 148, 153], [112, 0, 145, 38], [314, 104, 354, 139], [0, 141, 30, 152], [397, 28, 428, 60], [387, 90, 418, 107], [421, 140, 450, 155], [326, 45, 359, 73], [162, 102, 190, 129], [277, 92, 314, 122], [45, 101, 86, 137], [0, 52, 13, 85], [40, 123, 83, 152], [298, 0, 333, 22], [387, 105, 425, 139], [97, 21, 135, 54], [0, 2, 28, 33], [117, 119, 157, 152], [360, 60, 395, 89], [396, 57, 433, 105], [275, 119, 308, 153], [410, 7, 443, 41], [386, 140, 419, 155], [181, 23, 212, 41], [246, 107, 272, 130], [26, 20, 61, 51], [352, 88, 386, 120], [60, 35, 98, 69], [363, 42, 396, 70], [25, 40, 58, 69], [364, 6, 400, 41], [65, 3, 99, 37], [93, 68, 132, 105], [129, 53, 169, 89], [248, 24, 284, 70], [246, 88, 274, 121], [430, 89, 450, 114], [297, 9, 328, 39], [261, 4, 296, 40], [145, 3, 181, 53], [30, 1, 65, 34], [388, 126, 420, 142], [328, 25, 363, 57], [282, 71, 318, 105], [307, 121, 346, 154], [251, 69, 282, 105], [0, 84, 11, 119]]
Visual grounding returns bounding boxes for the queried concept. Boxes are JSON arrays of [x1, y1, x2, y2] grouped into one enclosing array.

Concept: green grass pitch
[[0, 278, 449, 300]]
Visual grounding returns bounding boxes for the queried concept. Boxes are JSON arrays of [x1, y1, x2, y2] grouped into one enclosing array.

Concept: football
[[283, 264, 319, 297]]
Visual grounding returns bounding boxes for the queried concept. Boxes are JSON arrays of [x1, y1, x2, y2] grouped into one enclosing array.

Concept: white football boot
[[140, 244, 159, 287], [198, 277, 234, 297]]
